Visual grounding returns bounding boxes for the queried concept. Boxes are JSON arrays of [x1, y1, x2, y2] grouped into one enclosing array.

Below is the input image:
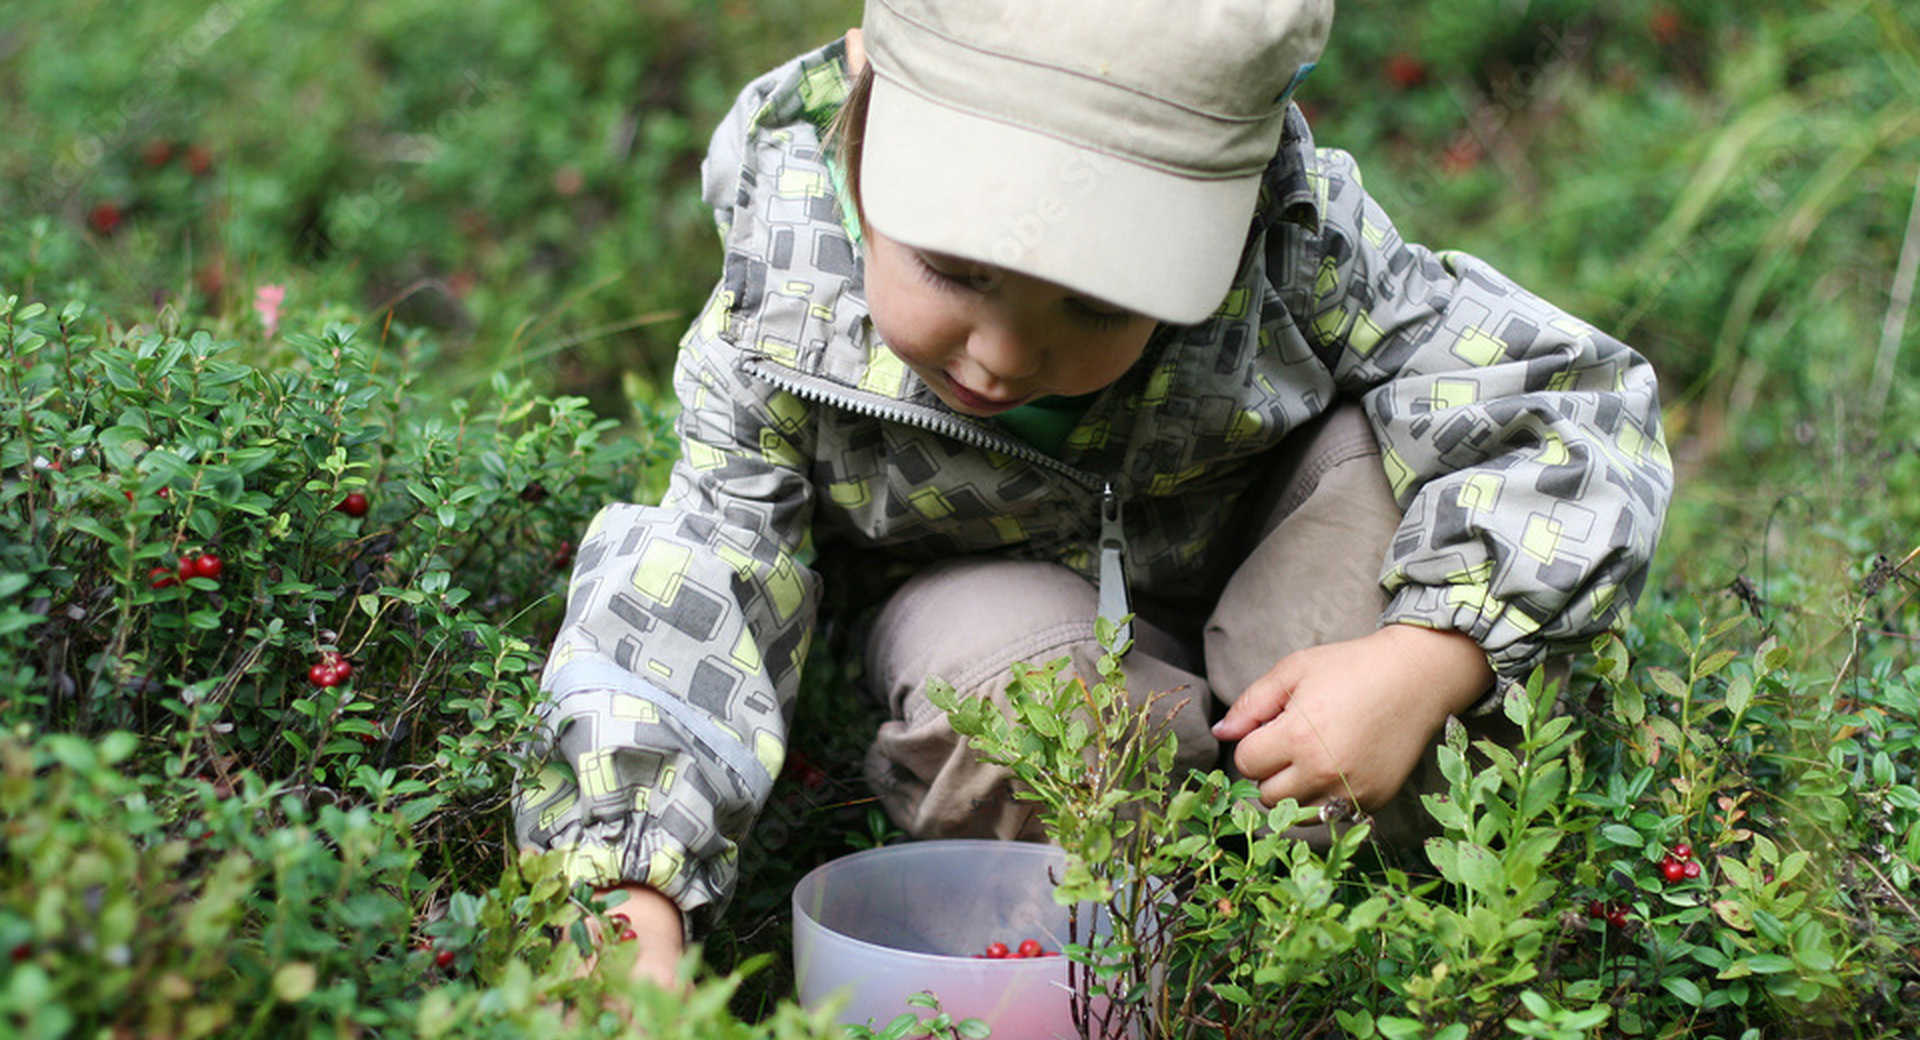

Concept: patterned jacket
[[515, 37, 1673, 922]]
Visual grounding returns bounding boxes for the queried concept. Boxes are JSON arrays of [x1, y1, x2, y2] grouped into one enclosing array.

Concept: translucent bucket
[[792, 839, 1108, 1037]]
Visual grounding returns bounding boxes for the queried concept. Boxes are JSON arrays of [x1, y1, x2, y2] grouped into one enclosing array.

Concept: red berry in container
[[1017, 939, 1043, 958], [984, 941, 1009, 959]]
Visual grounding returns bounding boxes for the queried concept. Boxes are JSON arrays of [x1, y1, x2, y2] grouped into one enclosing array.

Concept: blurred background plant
[[1, 0, 1917, 1034]]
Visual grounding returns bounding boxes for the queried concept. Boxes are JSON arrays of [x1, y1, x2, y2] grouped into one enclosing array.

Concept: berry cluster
[[150, 552, 223, 588], [1586, 899, 1630, 930], [308, 652, 353, 688], [1659, 842, 1701, 883], [975, 938, 1054, 959]]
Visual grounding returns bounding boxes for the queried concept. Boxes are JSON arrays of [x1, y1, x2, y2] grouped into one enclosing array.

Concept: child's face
[[863, 223, 1159, 416]]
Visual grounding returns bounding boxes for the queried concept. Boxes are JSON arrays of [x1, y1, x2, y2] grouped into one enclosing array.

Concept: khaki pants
[[862, 403, 1512, 846]]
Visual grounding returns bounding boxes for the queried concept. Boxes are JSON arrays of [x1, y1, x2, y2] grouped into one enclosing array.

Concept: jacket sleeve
[[1296, 147, 1673, 686], [513, 282, 820, 922]]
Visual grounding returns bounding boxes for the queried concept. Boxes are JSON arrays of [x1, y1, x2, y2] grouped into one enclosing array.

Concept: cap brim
[[860, 75, 1260, 326]]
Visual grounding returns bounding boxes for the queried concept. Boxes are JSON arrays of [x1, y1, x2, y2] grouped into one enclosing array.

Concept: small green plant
[[842, 992, 991, 1040], [934, 606, 1920, 1038], [0, 291, 850, 1037]]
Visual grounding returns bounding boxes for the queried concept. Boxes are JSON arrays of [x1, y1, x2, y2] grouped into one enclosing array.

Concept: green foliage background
[[1, 0, 1918, 1036]]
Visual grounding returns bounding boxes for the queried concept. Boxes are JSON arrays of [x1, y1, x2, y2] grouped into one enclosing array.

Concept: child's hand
[[1209, 625, 1493, 813], [583, 883, 684, 993]]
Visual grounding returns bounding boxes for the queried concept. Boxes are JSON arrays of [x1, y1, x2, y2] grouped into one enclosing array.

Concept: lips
[[944, 374, 1028, 415]]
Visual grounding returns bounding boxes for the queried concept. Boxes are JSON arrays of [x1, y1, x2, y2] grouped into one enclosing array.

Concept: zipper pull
[[1097, 481, 1133, 655]]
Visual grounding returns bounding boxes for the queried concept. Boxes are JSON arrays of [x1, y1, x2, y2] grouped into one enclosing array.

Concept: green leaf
[[1726, 674, 1753, 719], [1378, 1016, 1425, 1040], [1741, 953, 1795, 974], [1600, 823, 1643, 847], [1662, 976, 1703, 1005], [955, 1020, 991, 1039], [1648, 667, 1689, 702], [1695, 648, 1738, 678]]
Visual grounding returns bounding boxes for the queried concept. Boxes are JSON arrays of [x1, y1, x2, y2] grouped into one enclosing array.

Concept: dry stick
[[1823, 542, 1920, 704], [1871, 165, 1920, 419], [1859, 855, 1920, 932]]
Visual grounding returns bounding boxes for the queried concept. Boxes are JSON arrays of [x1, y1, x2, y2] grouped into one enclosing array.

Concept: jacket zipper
[[739, 358, 1135, 652]]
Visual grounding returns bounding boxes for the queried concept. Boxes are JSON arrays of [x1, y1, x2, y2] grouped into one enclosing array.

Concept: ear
[[845, 28, 867, 77]]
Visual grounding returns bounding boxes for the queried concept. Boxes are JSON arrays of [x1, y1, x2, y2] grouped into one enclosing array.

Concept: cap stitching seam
[[871, 0, 1290, 126]]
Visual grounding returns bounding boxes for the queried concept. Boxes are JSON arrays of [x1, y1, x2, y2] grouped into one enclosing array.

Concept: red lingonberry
[[1672, 842, 1693, 861], [1661, 858, 1686, 883], [150, 566, 178, 589], [331, 659, 352, 682], [1384, 53, 1428, 90], [88, 202, 122, 236], [620, 929, 638, 943], [9, 942, 29, 963], [1017, 939, 1043, 958], [337, 492, 369, 517], [156, 486, 170, 499], [1586, 899, 1607, 919], [1683, 860, 1702, 879], [310, 662, 340, 688], [143, 138, 175, 168], [984, 942, 1009, 959], [179, 556, 198, 581], [435, 948, 455, 969], [1606, 906, 1629, 929], [1649, 6, 1683, 45], [193, 553, 223, 579]]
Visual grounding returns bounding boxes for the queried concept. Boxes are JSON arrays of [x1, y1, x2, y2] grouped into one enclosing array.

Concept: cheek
[[1056, 325, 1156, 393], [866, 263, 962, 366]]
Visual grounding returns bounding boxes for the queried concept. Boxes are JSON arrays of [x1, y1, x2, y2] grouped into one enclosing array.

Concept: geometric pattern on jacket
[[516, 36, 1674, 926]]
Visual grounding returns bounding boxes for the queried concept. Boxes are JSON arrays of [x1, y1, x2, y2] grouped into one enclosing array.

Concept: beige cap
[[859, 0, 1333, 325]]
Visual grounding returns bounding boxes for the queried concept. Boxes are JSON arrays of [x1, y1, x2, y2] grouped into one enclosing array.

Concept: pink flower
[[253, 284, 286, 337]]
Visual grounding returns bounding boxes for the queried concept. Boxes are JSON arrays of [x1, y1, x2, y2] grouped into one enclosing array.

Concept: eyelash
[[912, 255, 1135, 330]]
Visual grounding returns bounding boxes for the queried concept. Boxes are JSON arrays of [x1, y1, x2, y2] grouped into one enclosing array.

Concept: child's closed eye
[[913, 251, 1136, 329]]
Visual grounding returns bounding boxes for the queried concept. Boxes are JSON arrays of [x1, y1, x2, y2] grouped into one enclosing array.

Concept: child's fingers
[[1211, 653, 1302, 740]]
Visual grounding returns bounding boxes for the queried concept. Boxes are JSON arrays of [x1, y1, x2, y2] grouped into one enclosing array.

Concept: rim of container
[[791, 839, 1074, 965]]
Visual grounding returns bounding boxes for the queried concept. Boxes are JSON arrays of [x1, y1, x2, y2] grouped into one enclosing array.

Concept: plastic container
[[792, 839, 1109, 1037]]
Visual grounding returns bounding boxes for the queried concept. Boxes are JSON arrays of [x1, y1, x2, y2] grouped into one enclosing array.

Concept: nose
[[964, 321, 1044, 386]]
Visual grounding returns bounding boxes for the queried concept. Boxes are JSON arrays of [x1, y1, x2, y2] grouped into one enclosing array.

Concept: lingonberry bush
[[0, 291, 849, 1037], [937, 605, 1920, 1039]]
